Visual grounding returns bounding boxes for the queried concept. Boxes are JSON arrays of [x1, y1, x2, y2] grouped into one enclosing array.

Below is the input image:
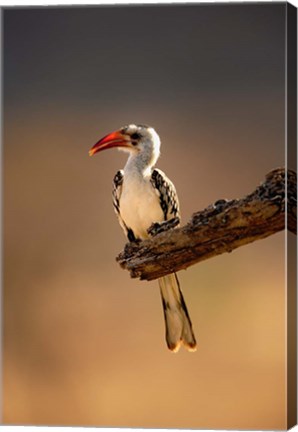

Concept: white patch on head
[[120, 124, 162, 171], [147, 127, 161, 154]]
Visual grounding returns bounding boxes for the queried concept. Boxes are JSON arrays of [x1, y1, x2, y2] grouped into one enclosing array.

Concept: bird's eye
[[131, 132, 141, 140]]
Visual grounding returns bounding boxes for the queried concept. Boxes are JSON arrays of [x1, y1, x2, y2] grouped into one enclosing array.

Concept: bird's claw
[[147, 217, 180, 236]]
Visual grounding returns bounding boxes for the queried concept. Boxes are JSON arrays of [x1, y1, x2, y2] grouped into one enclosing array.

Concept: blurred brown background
[[3, 3, 288, 429]]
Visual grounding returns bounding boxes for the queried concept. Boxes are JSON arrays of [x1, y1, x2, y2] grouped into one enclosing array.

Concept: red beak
[[89, 130, 130, 156]]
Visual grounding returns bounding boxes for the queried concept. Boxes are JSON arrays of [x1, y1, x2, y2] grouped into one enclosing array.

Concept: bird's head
[[89, 124, 161, 162]]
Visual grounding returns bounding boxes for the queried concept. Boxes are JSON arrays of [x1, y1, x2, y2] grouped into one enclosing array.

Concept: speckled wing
[[112, 170, 123, 214], [150, 168, 181, 222], [112, 170, 128, 236]]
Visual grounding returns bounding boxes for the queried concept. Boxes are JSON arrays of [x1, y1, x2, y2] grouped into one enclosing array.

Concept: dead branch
[[116, 168, 297, 281]]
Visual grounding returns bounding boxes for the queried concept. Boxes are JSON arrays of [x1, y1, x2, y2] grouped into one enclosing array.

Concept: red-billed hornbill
[[89, 124, 196, 352]]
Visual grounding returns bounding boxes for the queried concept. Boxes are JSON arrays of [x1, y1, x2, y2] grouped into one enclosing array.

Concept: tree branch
[[116, 168, 297, 281]]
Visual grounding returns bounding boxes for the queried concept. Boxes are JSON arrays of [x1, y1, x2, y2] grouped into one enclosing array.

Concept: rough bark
[[117, 168, 297, 281]]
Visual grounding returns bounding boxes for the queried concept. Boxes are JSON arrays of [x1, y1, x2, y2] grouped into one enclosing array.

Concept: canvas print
[[1, 2, 297, 430]]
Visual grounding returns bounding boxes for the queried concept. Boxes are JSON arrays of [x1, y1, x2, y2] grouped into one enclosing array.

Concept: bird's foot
[[147, 217, 180, 237]]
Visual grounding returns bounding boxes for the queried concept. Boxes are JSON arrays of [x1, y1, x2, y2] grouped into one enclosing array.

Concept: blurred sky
[[2, 3, 288, 429]]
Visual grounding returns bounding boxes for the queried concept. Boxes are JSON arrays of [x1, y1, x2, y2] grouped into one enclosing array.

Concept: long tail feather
[[158, 273, 197, 352]]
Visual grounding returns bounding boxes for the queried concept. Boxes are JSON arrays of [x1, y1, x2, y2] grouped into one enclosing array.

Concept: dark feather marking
[[112, 170, 140, 243], [127, 228, 137, 242], [150, 169, 180, 222], [112, 170, 124, 215]]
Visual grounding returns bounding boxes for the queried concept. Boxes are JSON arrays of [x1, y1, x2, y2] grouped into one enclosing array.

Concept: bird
[[89, 124, 197, 352]]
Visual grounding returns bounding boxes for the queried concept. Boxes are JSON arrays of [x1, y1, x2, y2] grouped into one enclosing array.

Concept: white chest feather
[[119, 173, 163, 239]]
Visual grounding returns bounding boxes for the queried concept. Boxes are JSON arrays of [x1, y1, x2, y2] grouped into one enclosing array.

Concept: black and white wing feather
[[112, 170, 123, 216], [112, 170, 129, 236], [150, 168, 180, 222], [112, 170, 138, 242]]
